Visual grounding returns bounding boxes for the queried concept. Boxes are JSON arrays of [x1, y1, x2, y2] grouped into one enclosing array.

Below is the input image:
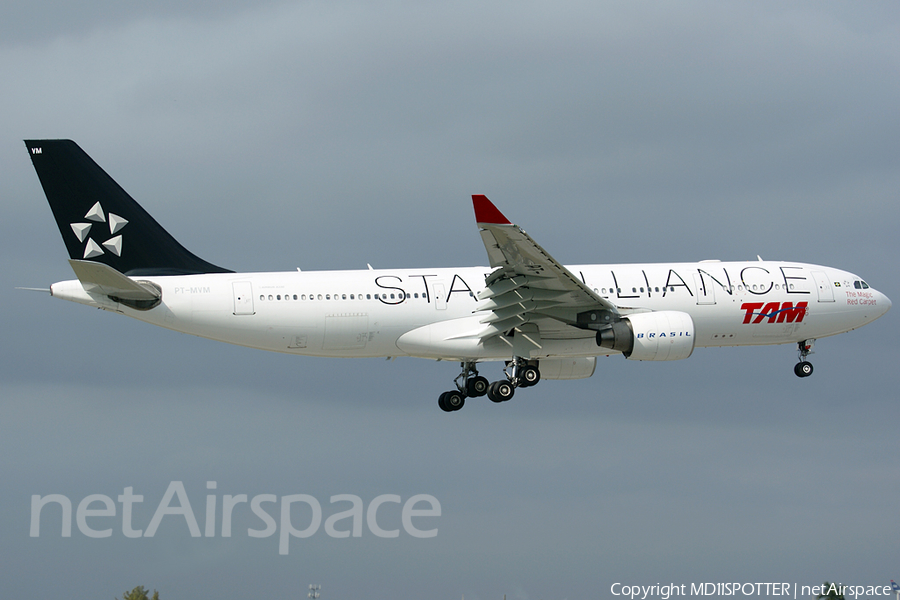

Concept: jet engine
[[596, 311, 695, 361]]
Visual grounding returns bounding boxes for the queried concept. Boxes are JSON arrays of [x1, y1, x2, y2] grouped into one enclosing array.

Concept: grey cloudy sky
[[2, 1, 899, 599]]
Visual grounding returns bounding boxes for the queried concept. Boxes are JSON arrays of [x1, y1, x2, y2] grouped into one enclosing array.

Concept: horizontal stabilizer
[[68, 259, 160, 301]]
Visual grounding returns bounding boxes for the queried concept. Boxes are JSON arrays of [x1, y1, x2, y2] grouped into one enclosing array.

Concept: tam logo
[[741, 302, 808, 324]]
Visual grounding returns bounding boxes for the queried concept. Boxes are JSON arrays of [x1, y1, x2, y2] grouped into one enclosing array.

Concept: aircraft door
[[811, 271, 834, 302], [693, 273, 715, 305], [432, 283, 447, 310], [232, 281, 255, 315], [323, 315, 369, 350]]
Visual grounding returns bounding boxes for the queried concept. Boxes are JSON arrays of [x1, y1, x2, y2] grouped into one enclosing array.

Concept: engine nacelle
[[596, 311, 695, 361]]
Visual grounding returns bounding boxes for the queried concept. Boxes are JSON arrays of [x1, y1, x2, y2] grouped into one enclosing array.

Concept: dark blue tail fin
[[25, 140, 232, 276]]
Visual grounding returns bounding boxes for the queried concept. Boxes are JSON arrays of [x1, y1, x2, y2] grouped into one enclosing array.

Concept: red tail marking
[[472, 195, 511, 225]]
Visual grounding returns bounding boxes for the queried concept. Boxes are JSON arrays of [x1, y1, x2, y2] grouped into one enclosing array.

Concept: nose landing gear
[[794, 339, 815, 378]]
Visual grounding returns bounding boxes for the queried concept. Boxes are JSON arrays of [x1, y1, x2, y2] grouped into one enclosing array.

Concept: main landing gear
[[437, 362, 486, 413], [438, 358, 541, 412], [794, 339, 815, 378]]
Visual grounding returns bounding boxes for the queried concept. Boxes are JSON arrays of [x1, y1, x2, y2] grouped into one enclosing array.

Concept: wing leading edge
[[471, 195, 620, 346]]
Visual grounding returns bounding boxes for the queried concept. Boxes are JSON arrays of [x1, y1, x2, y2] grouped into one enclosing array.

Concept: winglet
[[472, 195, 511, 225]]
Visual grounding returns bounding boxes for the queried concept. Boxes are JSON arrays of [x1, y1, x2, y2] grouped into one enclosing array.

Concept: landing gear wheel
[[794, 361, 813, 378], [466, 376, 489, 397], [518, 365, 540, 388], [488, 380, 515, 403], [438, 391, 465, 412]]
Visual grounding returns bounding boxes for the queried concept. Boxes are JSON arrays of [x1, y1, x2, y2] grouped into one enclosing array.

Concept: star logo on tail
[[69, 201, 128, 259]]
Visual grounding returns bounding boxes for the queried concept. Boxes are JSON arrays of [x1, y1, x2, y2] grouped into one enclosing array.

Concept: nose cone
[[879, 290, 892, 316], [865, 287, 892, 322]]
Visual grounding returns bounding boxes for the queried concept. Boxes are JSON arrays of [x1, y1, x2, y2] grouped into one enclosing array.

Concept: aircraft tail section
[[25, 139, 232, 276]]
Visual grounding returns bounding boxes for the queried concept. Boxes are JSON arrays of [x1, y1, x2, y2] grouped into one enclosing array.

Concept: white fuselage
[[50, 260, 890, 362]]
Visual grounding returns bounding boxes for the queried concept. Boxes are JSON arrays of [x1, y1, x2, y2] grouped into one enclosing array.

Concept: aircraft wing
[[472, 195, 619, 344]]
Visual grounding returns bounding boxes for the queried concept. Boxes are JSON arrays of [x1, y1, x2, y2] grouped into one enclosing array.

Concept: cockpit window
[[861, 281, 869, 289], [853, 280, 870, 290]]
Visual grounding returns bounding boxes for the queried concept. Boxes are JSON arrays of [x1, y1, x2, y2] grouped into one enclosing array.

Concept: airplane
[[24, 139, 891, 412]]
